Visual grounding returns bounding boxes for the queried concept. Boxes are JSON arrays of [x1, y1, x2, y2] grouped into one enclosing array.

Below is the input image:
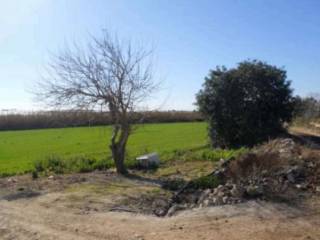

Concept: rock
[[230, 185, 244, 198], [166, 204, 186, 217], [166, 205, 178, 217], [280, 180, 289, 192], [278, 139, 296, 155], [203, 199, 210, 207], [246, 185, 263, 198], [184, 193, 199, 204], [152, 199, 167, 209], [307, 162, 315, 169], [213, 196, 224, 205], [154, 209, 166, 217], [225, 181, 234, 190], [197, 189, 211, 204], [295, 184, 302, 189], [7, 178, 17, 183], [295, 183, 307, 190], [133, 233, 144, 240], [287, 172, 296, 183], [48, 175, 54, 180], [261, 170, 269, 177], [219, 158, 230, 167], [316, 186, 320, 193], [286, 166, 305, 183], [217, 190, 225, 198], [222, 196, 229, 204], [217, 185, 225, 191], [213, 169, 226, 179]]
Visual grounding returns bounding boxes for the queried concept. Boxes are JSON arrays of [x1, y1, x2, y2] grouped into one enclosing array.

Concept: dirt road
[[1, 192, 320, 240]]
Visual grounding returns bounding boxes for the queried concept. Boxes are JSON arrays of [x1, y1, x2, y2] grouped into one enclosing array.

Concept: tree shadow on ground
[[287, 132, 320, 150]]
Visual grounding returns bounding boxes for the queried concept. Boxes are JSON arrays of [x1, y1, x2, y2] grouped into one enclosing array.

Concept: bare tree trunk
[[110, 142, 128, 175], [110, 123, 130, 175]]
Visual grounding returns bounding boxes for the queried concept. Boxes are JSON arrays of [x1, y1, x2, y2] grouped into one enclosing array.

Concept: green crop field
[[0, 122, 208, 175]]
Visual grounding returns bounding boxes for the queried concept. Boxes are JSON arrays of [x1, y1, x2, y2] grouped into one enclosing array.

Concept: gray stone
[[166, 204, 186, 217], [222, 196, 229, 204], [197, 189, 211, 204], [217, 190, 225, 198], [246, 185, 263, 198], [230, 185, 244, 198], [7, 178, 17, 183], [213, 196, 224, 205], [203, 199, 210, 207], [295, 183, 307, 190], [166, 205, 178, 217]]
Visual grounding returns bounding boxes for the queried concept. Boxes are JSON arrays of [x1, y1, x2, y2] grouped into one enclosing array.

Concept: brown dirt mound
[[166, 138, 320, 216]]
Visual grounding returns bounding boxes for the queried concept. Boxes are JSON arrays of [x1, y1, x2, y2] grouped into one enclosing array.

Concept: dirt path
[[1, 193, 320, 240]]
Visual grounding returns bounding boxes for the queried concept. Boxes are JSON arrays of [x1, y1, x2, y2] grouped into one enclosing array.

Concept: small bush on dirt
[[35, 155, 66, 174], [92, 158, 114, 170], [162, 147, 247, 162], [69, 157, 96, 173], [33, 155, 113, 175], [190, 175, 220, 189], [31, 170, 39, 179], [0, 172, 14, 178], [162, 178, 187, 191]]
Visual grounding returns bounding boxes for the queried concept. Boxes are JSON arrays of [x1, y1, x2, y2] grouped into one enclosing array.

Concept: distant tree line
[[0, 110, 204, 131], [293, 95, 320, 123]]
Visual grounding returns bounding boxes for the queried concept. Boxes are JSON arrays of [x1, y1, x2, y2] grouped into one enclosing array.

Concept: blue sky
[[0, 0, 319, 111]]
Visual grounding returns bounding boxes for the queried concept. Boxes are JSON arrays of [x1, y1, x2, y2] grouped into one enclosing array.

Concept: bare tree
[[36, 31, 157, 175]]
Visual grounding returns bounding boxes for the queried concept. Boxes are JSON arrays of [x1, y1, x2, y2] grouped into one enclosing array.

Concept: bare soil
[[1, 193, 320, 240], [1, 171, 320, 240]]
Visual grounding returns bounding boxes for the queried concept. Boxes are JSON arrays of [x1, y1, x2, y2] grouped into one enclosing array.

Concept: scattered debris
[[136, 153, 160, 169], [7, 178, 17, 183], [48, 175, 55, 180], [162, 138, 320, 216]]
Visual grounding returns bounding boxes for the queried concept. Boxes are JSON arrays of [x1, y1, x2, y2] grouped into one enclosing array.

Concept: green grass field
[[0, 122, 209, 175]]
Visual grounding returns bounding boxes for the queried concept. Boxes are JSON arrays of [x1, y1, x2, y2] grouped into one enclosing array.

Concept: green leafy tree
[[196, 60, 295, 148]]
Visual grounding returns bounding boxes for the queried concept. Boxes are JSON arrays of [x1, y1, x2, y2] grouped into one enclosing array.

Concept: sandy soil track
[[1, 193, 320, 240]]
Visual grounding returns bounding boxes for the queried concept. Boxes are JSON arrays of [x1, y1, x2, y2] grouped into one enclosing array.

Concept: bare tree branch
[[35, 30, 158, 174]]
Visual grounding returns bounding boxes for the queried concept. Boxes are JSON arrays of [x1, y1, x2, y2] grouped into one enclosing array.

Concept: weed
[[33, 155, 113, 175], [32, 170, 38, 179], [190, 175, 220, 189]]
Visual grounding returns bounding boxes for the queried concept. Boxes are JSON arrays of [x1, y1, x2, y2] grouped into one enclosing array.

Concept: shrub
[[196, 60, 295, 148], [32, 170, 39, 179], [190, 175, 220, 189], [33, 155, 113, 175], [162, 147, 247, 162]]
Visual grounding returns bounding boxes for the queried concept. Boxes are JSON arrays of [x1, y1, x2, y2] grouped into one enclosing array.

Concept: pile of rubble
[[163, 138, 320, 216]]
